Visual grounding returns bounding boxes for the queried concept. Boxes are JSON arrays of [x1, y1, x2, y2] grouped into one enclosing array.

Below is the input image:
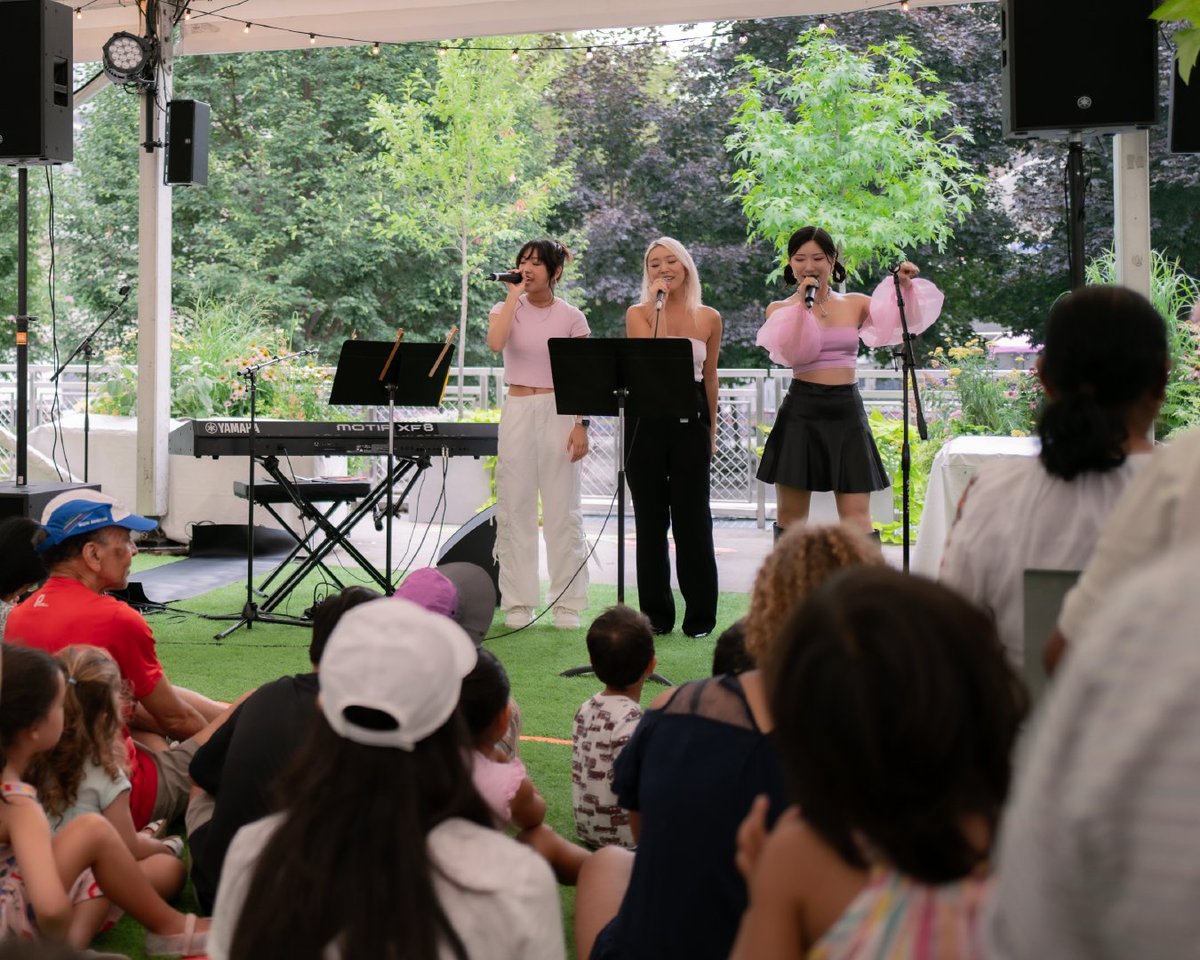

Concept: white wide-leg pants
[[494, 392, 590, 614]]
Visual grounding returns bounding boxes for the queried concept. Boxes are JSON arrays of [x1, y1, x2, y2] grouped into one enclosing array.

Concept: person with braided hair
[[938, 285, 1167, 668]]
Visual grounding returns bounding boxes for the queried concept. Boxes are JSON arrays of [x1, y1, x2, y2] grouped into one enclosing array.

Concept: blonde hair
[[27, 644, 128, 818], [640, 236, 703, 320], [744, 524, 885, 677]]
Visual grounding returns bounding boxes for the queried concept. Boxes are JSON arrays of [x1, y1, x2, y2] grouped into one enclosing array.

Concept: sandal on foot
[[145, 912, 208, 958]]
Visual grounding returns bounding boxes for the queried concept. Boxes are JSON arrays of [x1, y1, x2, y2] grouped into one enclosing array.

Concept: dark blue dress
[[591, 674, 789, 960]]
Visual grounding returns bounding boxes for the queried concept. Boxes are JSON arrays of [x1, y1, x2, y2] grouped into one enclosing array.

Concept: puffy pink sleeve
[[860, 277, 944, 348], [755, 302, 822, 368]]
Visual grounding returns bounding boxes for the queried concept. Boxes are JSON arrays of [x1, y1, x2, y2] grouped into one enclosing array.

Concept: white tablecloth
[[912, 435, 1040, 576]]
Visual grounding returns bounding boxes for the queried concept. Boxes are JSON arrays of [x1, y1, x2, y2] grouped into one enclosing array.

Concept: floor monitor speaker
[[437, 505, 500, 602], [0, 0, 72, 164], [1000, 0, 1158, 137]]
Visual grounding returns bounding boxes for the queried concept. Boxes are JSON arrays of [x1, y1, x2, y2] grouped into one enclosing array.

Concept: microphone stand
[[212, 348, 315, 638], [890, 267, 927, 573], [50, 289, 132, 483]]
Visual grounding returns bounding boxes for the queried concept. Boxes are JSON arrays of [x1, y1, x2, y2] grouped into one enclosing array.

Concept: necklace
[[805, 291, 831, 319]]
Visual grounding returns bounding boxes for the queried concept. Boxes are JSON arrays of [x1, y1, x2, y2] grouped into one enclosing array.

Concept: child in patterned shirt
[[571, 606, 656, 849]]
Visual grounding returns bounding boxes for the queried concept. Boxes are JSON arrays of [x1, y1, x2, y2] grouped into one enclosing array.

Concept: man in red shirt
[[5, 490, 228, 828]]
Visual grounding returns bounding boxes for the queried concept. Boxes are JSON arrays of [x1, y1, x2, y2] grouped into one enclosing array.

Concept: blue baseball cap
[[38, 491, 157, 553]]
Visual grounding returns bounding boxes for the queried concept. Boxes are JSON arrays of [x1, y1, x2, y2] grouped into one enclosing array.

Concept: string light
[[182, 7, 190, 20], [510, 48, 519, 60], [371, 41, 380, 55], [74, 7, 82, 19], [308, 33, 316, 44], [738, 33, 748, 45], [817, 17, 828, 31], [438, 45, 448, 57], [900, 0, 909, 10], [585, 46, 594, 60], [243, 21, 251, 33]]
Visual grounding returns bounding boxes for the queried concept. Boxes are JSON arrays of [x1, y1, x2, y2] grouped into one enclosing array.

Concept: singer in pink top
[[487, 239, 591, 631], [755, 227, 942, 536]]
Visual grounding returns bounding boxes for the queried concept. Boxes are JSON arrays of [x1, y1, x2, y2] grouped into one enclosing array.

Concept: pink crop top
[[755, 277, 945, 376], [492, 295, 590, 388], [670, 336, 707, 382]]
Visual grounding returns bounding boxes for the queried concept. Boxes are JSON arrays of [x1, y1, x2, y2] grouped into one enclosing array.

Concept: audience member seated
[[744, 523, 883, 679], [939, 285, 1167, 668], [0, 517, 47, 639], [5, 491, 230, 830], [26, 645, 187, 944], [987, 545, 1200, 959], [572, 606, 656, 850], [207, 599, 565, 959], [731, 568, 1026, 959], [1047, 424, 1200, 672], [711, 618, 752, 677], [574, 523, 882, 960], [461, 649, 589, 884], [186, 586, 379, 913], [0, 645, 208, 955]]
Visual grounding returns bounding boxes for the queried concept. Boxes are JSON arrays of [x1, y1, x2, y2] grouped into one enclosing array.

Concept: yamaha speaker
[[0, 0, 72, 164], [165, 99, 210, 185], [437, 504, 500, 603], [1169, 64, 1200, 154], [1000, 0, 1158, 138]]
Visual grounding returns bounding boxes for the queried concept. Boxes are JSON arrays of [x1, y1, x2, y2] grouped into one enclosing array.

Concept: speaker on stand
[[437, 505, 500, 605]]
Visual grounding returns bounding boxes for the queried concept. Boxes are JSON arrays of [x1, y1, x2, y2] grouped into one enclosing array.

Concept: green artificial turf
[[94, 557, 750, 958]]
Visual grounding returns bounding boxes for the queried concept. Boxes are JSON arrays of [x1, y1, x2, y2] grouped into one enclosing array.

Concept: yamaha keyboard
[[169, 419, 498, 459]]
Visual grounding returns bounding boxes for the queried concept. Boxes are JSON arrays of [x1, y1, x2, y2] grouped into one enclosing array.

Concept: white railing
[[0, 363, 942, 521]]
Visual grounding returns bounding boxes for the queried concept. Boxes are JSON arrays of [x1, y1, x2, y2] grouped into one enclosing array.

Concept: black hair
[[711, 618, 754, 677], [0, 646, 66, 778], [769, 567, 1026, 885], [228, 711, 492, 960], [515, 238, 570, 290], [1038, 285, 1168, 480], [0, 518, 47, 598], [586, 605, 655, 688], [38, 527, 110, 571], [782, 226, 847, 287], [457, 648, 510, 741], [309, 586, 381, 666]]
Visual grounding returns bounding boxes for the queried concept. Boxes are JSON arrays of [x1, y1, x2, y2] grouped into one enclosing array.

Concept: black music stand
[[329, 339, 454, 590], [549, 337, 693, 685]]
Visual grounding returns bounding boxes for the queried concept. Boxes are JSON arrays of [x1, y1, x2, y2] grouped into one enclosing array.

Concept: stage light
[[102, 31, 152, 85]]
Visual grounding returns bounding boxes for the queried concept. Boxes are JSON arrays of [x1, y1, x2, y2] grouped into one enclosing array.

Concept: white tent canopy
[[73, 0, 969, 61]]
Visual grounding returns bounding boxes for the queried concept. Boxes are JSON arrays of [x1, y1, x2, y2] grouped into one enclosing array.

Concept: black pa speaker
[[1001, 0, 1158, 138], [0, 481, 100, 521], [165, 99, 210, 186], [437, 504, 500, 602], [0, 0, 72, 164], [1170, 64, 1200, 154]]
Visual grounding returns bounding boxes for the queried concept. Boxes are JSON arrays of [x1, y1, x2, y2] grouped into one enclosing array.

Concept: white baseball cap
[[319, 597, 478, 751]]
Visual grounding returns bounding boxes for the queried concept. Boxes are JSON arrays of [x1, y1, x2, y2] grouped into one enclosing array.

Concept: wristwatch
[[576, 418, 590, 428]]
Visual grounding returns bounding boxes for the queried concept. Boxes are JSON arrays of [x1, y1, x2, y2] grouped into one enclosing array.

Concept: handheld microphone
[[803, 279, 817, 310], [485, 271, 522, 283], [655, 289, 666, 309]]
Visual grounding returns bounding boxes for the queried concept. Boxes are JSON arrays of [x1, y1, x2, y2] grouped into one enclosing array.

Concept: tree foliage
[[727, 29, 983, 281], [369, 39, 573, 394]]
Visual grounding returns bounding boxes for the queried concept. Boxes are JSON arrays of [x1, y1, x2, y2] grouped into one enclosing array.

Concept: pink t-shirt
[[492, 295, 589, 388]]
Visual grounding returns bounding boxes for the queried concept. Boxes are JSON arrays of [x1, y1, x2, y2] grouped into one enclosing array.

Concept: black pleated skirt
[[756, 380, 889, 493]]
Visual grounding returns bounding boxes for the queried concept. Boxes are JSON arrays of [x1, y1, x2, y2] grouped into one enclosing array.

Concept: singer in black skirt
[[755, 226, 942, 534]]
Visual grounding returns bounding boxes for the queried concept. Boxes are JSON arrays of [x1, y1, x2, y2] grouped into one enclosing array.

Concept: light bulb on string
[[585, 46, 594, 60], [308, 33, 316, 44], [900, 0, 909, 11], [371, 41, 380, 55], [182, 7, 191, 20], [74, 7, 82, 19], [510, 49, 519, 61], [437, 45, 448, 57], [243, 21, 251, 33], [738, 33, 748, 45]]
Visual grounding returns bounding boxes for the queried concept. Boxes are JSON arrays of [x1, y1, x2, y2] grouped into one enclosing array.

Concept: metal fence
[[1, 363, 921, 521]]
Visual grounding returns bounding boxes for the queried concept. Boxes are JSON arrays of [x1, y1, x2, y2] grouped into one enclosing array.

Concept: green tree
[[726, 28, 983, 281], [369, 39, 573, 411]]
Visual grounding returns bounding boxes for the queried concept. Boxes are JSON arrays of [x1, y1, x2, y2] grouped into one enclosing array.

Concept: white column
[[135, 5, 173, 516], [1112, 130, 1152, 297]]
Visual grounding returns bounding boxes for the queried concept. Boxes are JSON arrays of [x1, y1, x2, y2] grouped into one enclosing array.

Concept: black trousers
[[624, 382, 718, 636]]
